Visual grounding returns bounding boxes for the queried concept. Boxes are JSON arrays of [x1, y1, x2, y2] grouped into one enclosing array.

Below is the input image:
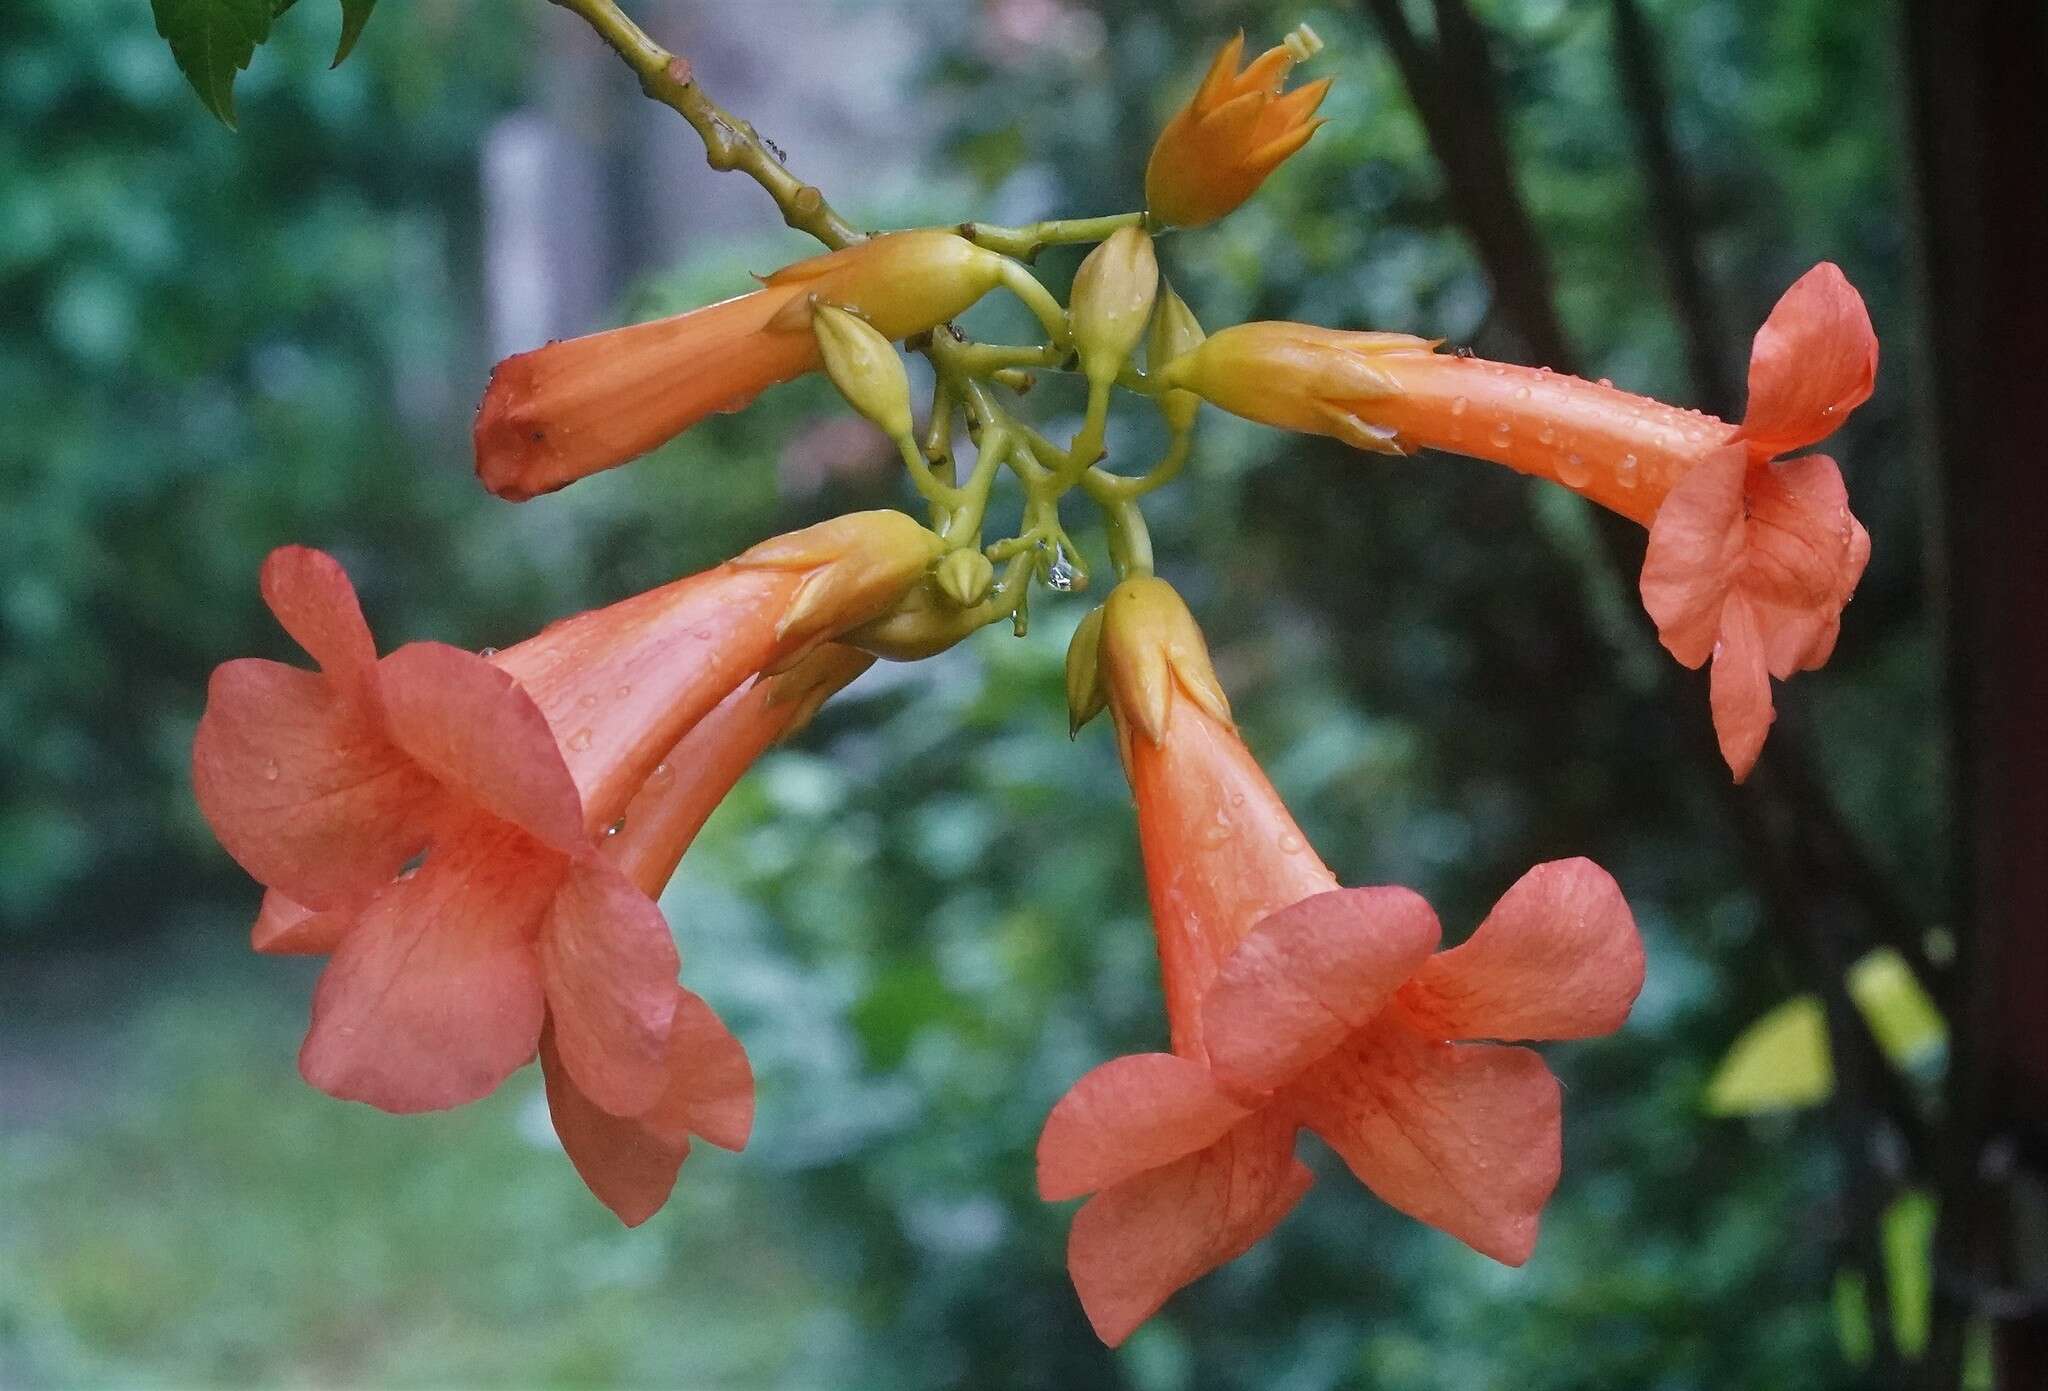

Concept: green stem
[[549, 0, 863, 249], [960, 212, 1146, 261], [996, 261, 1073, 348]]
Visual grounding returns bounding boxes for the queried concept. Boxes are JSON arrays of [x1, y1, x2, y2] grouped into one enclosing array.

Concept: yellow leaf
[[1848, 949, 1947, 1067], [1704, 996, 1832, 1115]]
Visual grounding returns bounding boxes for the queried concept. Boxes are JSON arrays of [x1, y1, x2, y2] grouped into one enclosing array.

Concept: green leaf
[[1883, 1190, 1937, 1358], [152, 0, 276, 128], [334, 0, 379, 67], [1848, 948, 1947, 1067], [1704, 995, 1832, 1115], [1831, 1269, 1874, 1367]]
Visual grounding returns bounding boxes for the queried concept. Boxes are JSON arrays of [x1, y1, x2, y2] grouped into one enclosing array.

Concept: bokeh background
[[4, 0, 2040, 1387]]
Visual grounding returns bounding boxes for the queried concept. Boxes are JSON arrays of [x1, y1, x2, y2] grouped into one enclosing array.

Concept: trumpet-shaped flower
[[1040, 579, 1643, 1344], [194, 513, 938, 1116], [246, 643, 873, 1224], [1161, 264, 1877, 779], [474, 231, 1011, 500], [1145, 30, 1331, 228]]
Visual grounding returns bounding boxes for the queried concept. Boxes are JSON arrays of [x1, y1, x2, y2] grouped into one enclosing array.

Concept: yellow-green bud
[[1070, 226, 1159, 387], [936, 548, 995, 608], [1065, 605, 1110, 736], [1146, 282, 1206, 434], [811, 303, 913, 440]]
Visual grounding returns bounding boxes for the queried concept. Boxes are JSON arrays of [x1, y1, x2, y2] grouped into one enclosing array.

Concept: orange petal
[[192, 657, 439, 909], [1743, 452, 1866, 614], [1066, 1110, 1310, 1347], [1734, 262, 1877, 457], [377, 642, 588, 855], [473, 287, 815, 501], [639, 987, 756, 1153], [1709, 595, 1775, 782], [1037, 1053, 1249, 1202], [537, 858, 680, 1118], [1639, 445, 1748, 668], [541, 1024, 690, 1227], [258, 546, 378, 684], [1398, 858, 1643, 1041], [492, 567, 795, 834], [250, 889, 350, 956], [298, 818, 552, 1113], [1290, 1017, 1560, 1265], [1201, 886, 1441, 1098]]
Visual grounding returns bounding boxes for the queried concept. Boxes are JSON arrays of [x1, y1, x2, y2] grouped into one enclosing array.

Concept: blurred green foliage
[[2, 0, 1939, 1387]]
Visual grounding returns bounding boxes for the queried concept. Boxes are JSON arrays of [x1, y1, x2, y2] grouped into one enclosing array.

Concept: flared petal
[[1200, 886, 1441, 1099], [1744, 453, 1862, 612], [1037, 1053, 1249, 1202], [1067, 1109, 1311, 1347], [376, 642, 588, 855], [192, 657, 439, 909], [537, 857, 680, 1118], [1639, 446, 1748, 668], [1398, 858, 1643, 1042], [258, 545, 378, 684], [541, 1025, 691, 1228], [1735, 263, 1877, 458], [250, 889, 349, 956], [1709, 595, 1775, 782], [1290, 1017, 1560, 1265], [638, 987, 756, 1153], [299, 817, 553, 1112]]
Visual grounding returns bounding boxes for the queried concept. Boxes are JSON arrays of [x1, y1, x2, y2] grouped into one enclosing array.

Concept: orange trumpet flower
[[1161, 263, 1878, 779], [474, 230, 1011, 500], [193, 513, 937, 1117], [1145, 29, 1331, 229], [1040, 579, 1643, 1344]]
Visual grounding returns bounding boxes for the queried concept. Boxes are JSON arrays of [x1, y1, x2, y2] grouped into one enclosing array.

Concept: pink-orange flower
[[249, 642, 874, 1224], [1161, 264, 1878, 779], [474, 231, 1010, 500], [1041, 578, 1643, 1344], [194, 513, 938, 1117], [1145, 31, 1331, 228]]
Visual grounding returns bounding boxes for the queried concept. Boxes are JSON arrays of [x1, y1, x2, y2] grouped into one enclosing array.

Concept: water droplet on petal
[[605, 817, 626, 838], [1490, 420, 1512, 445], [1538, 424, 1556, 445], [1229, 792, 1245, 808], [1617, 453, 1641, 488], [576, 693, 598, 711], [1597, 377, 1614, 388], [568, 727, 593, 752], [1514, 385, 1532, 401], [1450, 396, 1469, 417], [477, 646, 498, 658], [1558, 452, 1590, 487], [1277, 832, 1304, 854], [1537, 365, 1553, 376], [651, 762, 673, 783], [693, 627, 716, 640], [262, 758, 280, 782], [614, 684, 632, 700]]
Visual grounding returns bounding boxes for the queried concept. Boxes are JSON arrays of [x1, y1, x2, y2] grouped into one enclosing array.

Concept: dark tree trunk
[[1905, 1, 2048, 1387]]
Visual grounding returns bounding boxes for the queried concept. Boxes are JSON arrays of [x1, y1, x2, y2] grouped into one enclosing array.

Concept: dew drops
[[262, 758, 280, 782], [1558, 452, 1590, 487], [1046, 549, 1077, 592], [477, 646, 498, 658], [1538, 424, 1556, 445], [576, 692, 598, 710], [1597, 377, 1614, 389], [650, 762, 673, 784], [1451, 395, 1469, 417], [1490, 420, 1512, 446], [1616, 453, 1641, 488], [693, 627, 716, 640], [568, 727, 593, 752], [605, 817, 626, 838], [1514, 385, 1532, 401], [614, 684, 632, 700], [1537, 365, 1553, 376], [1229, 792, 1246, 808], [1277, 832, 1304, 854]]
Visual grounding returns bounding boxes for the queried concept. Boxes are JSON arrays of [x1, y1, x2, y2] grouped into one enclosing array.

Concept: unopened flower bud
[[1065, 605, 1109, 736], [1146, 283, 1206, 434], [1071, 227, 1159, 387], [812, 303, 914, 440], [936, 548, 996, 609]]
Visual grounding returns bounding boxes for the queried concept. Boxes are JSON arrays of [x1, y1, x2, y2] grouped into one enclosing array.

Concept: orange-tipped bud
[[1145, 27, 1331, 228], [1097, 577, 1232, 755], [1070, 227, 1159, 387], [474, 231, 1006, 500]]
